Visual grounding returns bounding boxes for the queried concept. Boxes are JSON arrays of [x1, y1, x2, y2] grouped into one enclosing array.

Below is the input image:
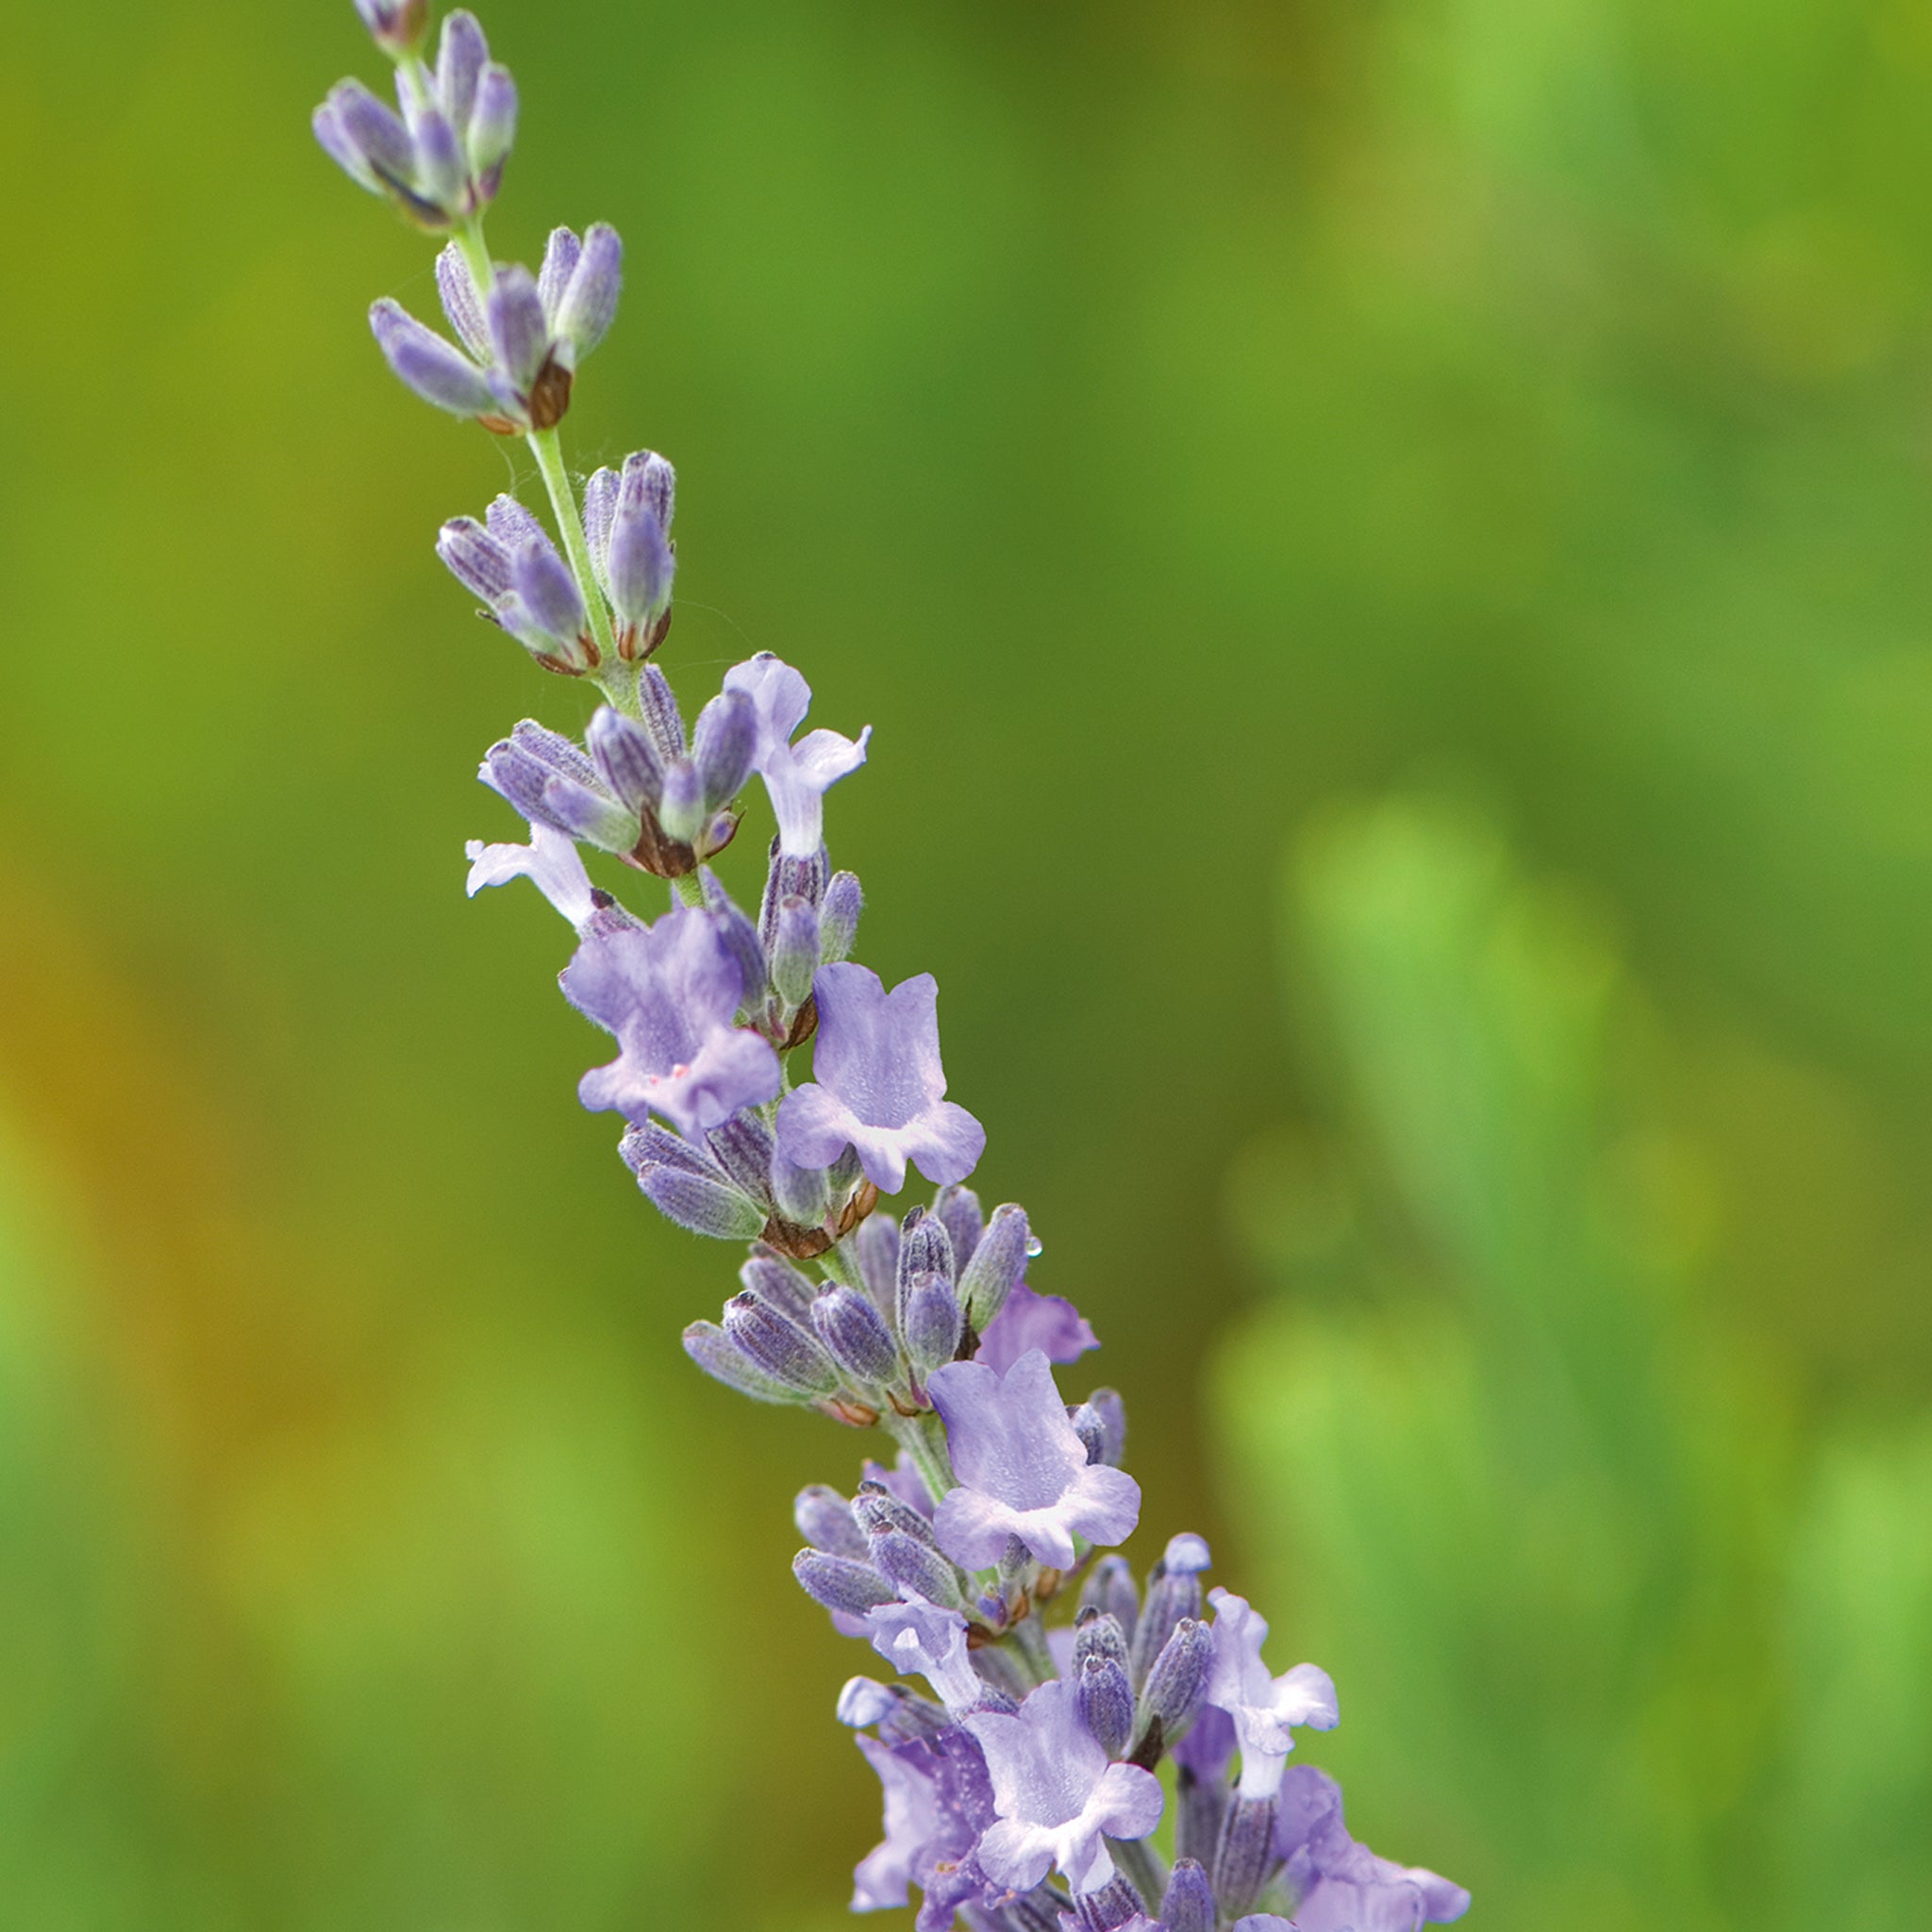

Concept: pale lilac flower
[[964, 1679, 1163, 1895], [926, 1349, 1141, 1570], [464, 820, 595, 926], [722, 652, 871, 857], [864, 1597, 984, 1714], [776, 964, 985, 1194], [976, 1284, 1099, 1374], [1276, 1766, 1470, 1931], [1204, 1589, 1340, 1799], [562, 906, 780, 1135], [851, 1734, 941, 1911]]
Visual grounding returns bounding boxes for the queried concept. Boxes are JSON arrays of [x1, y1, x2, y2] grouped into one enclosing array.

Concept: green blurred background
[[4, 0, 1931, 1924]]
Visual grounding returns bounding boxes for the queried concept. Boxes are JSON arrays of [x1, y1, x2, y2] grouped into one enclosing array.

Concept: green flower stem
[[670, 873, 706, 909], [1006, 1607, 1056, 1686], [1113, 1838, 1169, 1911], [454, 211, 495, 296], [885, 1406, 957, 1507], [527, 425, 622, 685]]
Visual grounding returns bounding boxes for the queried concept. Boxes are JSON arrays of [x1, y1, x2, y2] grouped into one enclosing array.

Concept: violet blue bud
[[1078, 1653, 1135, 1759], [869, 1529, 966, 1611], [1129, 1557, 1202, 1692], [723, 1291, 841, 1396], [1075, 1876, 1151, 1930], [702, 1110, 777, 1209], [582, 462, 618, 592], [819, 868, 864, 964], [480, 732, 631, 851], [586, 706, 665, 814], [354, 0, 427, 58], [434, 244, 491, 359], [403, 96, 467, 212], [795, 1484, 868, 1560], [329, 78, 414, 182], [810, 1286, 900, 1387], [681, 1320, 797, 1404], [619, 1120, 726, 1184], [769, 896, 820, 1008], [853, 1481, 939, 1550], [1165, 1532, 1213, 1575], [1070, 1404, 1108, 1467], [312, 90, 388, 196], [369, 299, 497, 417], [834, 1676, 897, 1728], [1074, 1607, 1130, 1674], [657, 758, 705, 845], [958, 1202, 1029, 1329], [1081, 1556, 1139, 1644], [1138, 1616, 1212, 1749], [537, 226, 582, 321], [699, 869, 767, 1014], [897, 1205, 957, 1291], [792, 1549, 899, 1620], [738, 1250, 819, 1324], [1160, 1859, 1216, 1932], [639, 664, 686, 758], [855, 1213, 900, 1317], [900, 1272, 964, 1380], [551, 221, 623, 367], [486, 264, 552, 392], [692, 689, 758, 811], [1087, 1388, 1128, 1467], [771, 1150, 830, 1226], [434, 9, 486, 132], [607, 451, 675, 626], [933, 1183, 984, 1271], [636, 1165, 764, 1240], [436, 515, 512, 604], [1213, 1795, 1279, 1918], [509, 533, 585, 645], [486, 493, 546, 550], [466, 63, 518, 181]]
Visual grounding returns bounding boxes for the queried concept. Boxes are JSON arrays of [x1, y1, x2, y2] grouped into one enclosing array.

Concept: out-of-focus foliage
[[1219, 801, 1932, 1931], [3, 0, 1930, 1923]]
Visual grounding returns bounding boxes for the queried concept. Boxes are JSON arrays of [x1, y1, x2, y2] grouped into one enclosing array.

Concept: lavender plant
[[313, 8, 1474, 1927]]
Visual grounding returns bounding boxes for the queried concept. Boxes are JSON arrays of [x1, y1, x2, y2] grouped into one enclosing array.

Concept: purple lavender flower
[[925, 1349, 1141, 1570], [721, 653, 871, 858], [863, 1596, 986, 1714], [1276, 1766, 1470, 1931], [463, 820, 595, 927], [852, 1733, 941, 1911], [963, 1679, 1163, 1895], [562, 906, 780, 1135], [977, 1284, 1099, 1374], [1203, 1589, 1340, 1799], [776, 964, 985, 1194]]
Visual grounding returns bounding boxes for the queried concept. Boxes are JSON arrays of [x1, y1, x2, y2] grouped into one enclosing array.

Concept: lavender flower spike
[[1204, 1589, 1340, 1799], [562, 907, 781, 1136], [926, 1349, 1141, 1570], [464, 821, 594, 927], [964, 1679, 1163, 1894], [723, 652, 871, 858], [777, 963, 986, 1194]]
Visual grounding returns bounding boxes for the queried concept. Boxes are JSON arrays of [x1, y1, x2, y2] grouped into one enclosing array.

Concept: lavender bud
[[900, 1273, 963, 1378], [809, 1287, 899, 1387], [1073, 1607, 1129, 1673], [739, 1250, 818, 1324], [1077, 1653, 1135, 1758], [586, 707, 665, 814], [723, 1291, 841, 1396], [536, 226, 582, 320], [466, 64, 517, 184], [552, 222, 623, 366], [703, 1111, 777, 1208], [637, 1167, 764, 1241], [772, 1150, 830, 1226], [835, 1676, 896, 1728], [639, 664, 686, 758], [819, 868, 863, 963], [897, 1206, 956, 1293], [509, 534, 585, 644], [771, 896, 821, 1008], [658, 758, 705, 844], [434, 9, 486, 131], [691, 689, 758, 811], [436, 515, 511, 604], [1075, 1876, 1148, 1932], [486, 265, 553, 392], [1212, 1795, 1278, 1918], [1159, 1859, 1215, 1932], [1163, 1532, 1213, 1575], [1129, 1554, 1203, 1690], [791, 1549, 897, 1619], [852, 1481, 940, 1550], [1070, 1403, 1108, 1466], [368, 300, 495, 417], [331, 79, 414, 181], [681, 1320, 797, 1404], [312, 95, 381, 196], [1085, 1389, 1128, 1467], [932, 1184, 984, 1271], [619, 1121, 725, 1183], [608, 455, 675, 625], [433, 245, 491, 359], [855, 1213, 900, 1318], [698, 869, 767, 1014], [957, 1201, 1029, 1329], [403, 97, 467, 212], [759, 841, 827, 950], [1137, 1615, 1211, 1747], [794, 1484, 867, 1560], [354, 0, 427, 58], [869, 1529, 965, 1610], [486, 493, 546, 550], [1081, 1555, 1139, 1646]]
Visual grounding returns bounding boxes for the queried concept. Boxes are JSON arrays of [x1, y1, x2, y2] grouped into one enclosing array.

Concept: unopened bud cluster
[[312, 7, 1471, 1929]]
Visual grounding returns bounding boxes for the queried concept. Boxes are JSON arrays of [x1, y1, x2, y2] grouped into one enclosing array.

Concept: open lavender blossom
[[964, 1679, 1162, 1895], [926, 1349, 1141, 1569], [311, 6, 1472, 1927], [777, 964, 985, 1194]]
